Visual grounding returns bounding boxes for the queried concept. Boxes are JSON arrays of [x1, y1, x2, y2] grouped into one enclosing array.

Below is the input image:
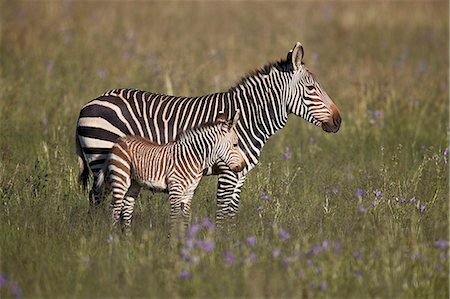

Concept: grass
[[1, 1, 448, 298]]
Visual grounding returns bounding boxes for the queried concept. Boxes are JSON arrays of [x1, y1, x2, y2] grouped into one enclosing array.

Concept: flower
[[433, 240, 448, 249], [197, 239, 214, 252], [400, 197, 406, 203], [107, 234, 114, 243], [249, 252, 257, 261], [332, 187, 338, 195], [419, 204, 426, 212], [278, 228, 290, 240], [373, 189, 382, 198], [246, 236, 256, 247], [283, 146, 290, 159], [202, 217, 214, 230], [358, 204, 366, 213], [410, 197, 416, 203], [259, 191, 269, 201], [187, 223, 201, 237], [319, 280, 327, 290], [224, 250, 234, 265], [272, 248, 281, 258], [179, 270, 191, 278], [355, 188, 364, 198], [256, 206, 262, 212]]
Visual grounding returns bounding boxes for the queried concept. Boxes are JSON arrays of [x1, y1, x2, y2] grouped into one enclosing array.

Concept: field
[[1, 2, 448, 298]]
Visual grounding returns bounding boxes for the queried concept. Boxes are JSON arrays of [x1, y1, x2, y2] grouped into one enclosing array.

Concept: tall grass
[[1, 2, 448, 298]]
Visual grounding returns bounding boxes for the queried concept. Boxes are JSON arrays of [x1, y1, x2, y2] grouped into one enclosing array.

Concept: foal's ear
[[290, 42, 304, 71]]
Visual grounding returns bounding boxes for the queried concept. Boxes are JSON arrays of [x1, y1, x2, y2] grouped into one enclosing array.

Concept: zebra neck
[[176, 129, 217, 170]]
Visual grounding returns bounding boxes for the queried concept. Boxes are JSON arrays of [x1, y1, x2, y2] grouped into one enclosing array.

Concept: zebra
[[95, 112, 245, 230], [76, 42, 341, 224]]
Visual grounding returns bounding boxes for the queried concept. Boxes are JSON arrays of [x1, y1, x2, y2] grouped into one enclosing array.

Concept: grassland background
[[0, 1, 448, 298]]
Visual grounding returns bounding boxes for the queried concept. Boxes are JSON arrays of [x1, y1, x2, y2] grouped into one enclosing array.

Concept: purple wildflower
[[400, 197, 406, 203], [355, 188, 364, 198], [411, 253, 419, 260], [358, 204, 366, 213], [246, 236, 256, 247], [194, 239, 213, 253], [322, 239, 329, 248], [187, 223, 201, 237], [272, 247, 281, 258], [256, 206, 262, 212], [434, 240, 448, 249], [224, 250, 235, 265], [332, 187, 338, 195], [419, 204, 426, 212], [179, 270, 191, 278], [107, 234, 114, 243], [319, 280, 327, 290], [249, 252, 257, 261], [283, 146, 290, 159], [10, 282, 22, 299], [410, 197, 416, 203], [202, 217, 214, 230], [0, 273, 6, 287], [373, 189, 382, 198], [444, 148, 448, 164], [181, 248, 190, 261], [259, 191, 269, 201], [369, 118, 376, 125], [278, 228, 290, 240], [372, 201, 378, 206], [282, 257, 290, 265]]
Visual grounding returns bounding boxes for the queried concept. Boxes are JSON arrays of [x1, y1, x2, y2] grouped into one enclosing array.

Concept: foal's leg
[[121, 182, 141, 231]]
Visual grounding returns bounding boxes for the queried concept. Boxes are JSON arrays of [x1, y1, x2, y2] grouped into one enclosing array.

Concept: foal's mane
[[175, 119, 227, 143]]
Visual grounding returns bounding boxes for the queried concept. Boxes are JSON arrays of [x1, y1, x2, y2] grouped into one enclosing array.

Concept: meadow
[[1, 2, 448, 298]]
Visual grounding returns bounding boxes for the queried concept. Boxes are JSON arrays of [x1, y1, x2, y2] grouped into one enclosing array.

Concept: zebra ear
[[291, 42, 304, 71], [231, 110, 240, 128]]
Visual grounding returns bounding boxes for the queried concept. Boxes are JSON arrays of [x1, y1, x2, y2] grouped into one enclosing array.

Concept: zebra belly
[[133, 176, 168, 192]]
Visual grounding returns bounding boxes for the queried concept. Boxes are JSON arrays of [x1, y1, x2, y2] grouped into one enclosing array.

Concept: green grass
[[1, 2, 448, 298]]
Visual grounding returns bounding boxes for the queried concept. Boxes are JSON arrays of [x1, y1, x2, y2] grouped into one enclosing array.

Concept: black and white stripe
[[96, 114, 244, 230], [76, 42, 341, 222]]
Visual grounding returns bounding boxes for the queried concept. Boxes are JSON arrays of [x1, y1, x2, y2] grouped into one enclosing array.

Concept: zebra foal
[[96, 112, 245, 230]]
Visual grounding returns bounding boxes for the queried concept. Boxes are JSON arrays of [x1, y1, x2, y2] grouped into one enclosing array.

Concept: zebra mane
[[175, 120, 226, 143], [228, 57, 294, 92]]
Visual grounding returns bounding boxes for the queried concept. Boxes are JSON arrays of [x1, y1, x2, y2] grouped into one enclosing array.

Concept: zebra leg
[[110, 178, 131, 227], [168, 192, 183, 239], [89, 168, 107, 207], [228, 173, 247, 219], [216, 170, 247, 227], [121, 183, 141, 232]]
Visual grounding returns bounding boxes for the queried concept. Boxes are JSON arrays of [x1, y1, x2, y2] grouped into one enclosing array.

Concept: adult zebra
[[76, 42, 341, 222]]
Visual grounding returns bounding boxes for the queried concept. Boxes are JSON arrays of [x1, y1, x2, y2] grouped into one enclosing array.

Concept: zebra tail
[[76, 130, 90, 190], [96, 166, 106, 192]]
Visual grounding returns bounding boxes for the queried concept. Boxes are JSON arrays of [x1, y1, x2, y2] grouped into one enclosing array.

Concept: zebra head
[[214, 111, 246, 173], [286, 42, 341, 133]]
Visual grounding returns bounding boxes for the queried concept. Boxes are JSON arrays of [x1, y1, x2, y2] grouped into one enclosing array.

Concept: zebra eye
[[233, 143, 238, 147], [305, 85, 315, 91]]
